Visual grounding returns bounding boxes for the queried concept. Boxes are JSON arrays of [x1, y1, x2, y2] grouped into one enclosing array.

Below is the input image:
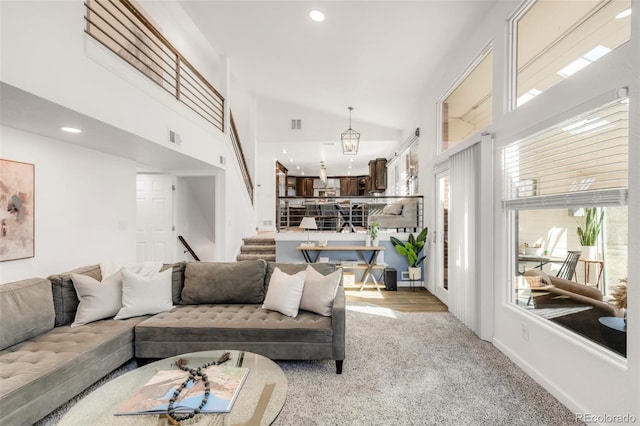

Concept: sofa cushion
[[181, 260, 267, 304], [70, 272, 123, 327], [135, 304, 333, 344], [300, 266, 342, 316], [262, 267, 306, 317], [382, 203, 403, 215], [48, 264, 102, 326], [114, 268, 174, 319], [161, 262, 186, 305], [265, 262, 336, 290], [0, 278, 55, 351], [524, 269, 553, 286]]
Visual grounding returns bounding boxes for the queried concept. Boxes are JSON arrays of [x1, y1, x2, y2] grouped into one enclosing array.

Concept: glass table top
[[58, 350, 287, 426]]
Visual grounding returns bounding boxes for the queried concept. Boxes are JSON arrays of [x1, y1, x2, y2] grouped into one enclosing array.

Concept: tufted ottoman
[[135, 301, 341, 370]]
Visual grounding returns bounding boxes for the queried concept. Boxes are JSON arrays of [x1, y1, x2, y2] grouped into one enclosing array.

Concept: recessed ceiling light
[[60, 126, 82, 133], [309, 10, 325, 22], [289, 158, 294, 163], [296, 165, 300, 170], [281, 148, 288, 154]]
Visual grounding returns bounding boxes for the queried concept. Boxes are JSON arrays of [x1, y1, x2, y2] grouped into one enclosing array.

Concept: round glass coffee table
[[59, 350, 287, 425]]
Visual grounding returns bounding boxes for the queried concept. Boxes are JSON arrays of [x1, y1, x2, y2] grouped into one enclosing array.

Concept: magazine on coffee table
[[115, 364, 249, 415]]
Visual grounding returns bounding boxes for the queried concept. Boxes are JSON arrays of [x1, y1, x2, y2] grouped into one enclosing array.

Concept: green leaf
[[576, 208, 604, 246], [416, 227, 429, 243], [395, 246, 409, 257], [390, 236, 403, 248], [391, 227, 429, 268]]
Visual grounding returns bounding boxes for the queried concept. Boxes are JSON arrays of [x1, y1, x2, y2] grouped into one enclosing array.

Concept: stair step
[[236, 254, 276, 262], [242, 237, 276, 246], [240, 245, 276, 254]]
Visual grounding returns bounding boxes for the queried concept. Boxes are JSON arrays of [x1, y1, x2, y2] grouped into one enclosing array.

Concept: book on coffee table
[[115, 364, 249, 415]]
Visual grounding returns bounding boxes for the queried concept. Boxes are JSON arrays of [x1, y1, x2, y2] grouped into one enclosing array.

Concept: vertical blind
[[448, 144, 479, 334], [502, 98, 629, 209]]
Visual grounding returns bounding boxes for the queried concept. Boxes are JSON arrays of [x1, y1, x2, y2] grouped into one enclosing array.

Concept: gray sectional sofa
[[0, 260, 345, 425]]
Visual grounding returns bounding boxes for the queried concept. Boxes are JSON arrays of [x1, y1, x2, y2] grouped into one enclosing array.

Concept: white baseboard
[[492, 337, 588, 419], [396, 280, 424, 288]]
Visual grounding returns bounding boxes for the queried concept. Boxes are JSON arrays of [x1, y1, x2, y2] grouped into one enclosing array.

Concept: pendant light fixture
[[319, 161, 327, 183], [341, 106, 360, 155]]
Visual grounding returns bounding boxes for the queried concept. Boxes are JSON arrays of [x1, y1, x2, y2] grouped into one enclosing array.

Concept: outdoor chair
[[556, 251, 581, 281]]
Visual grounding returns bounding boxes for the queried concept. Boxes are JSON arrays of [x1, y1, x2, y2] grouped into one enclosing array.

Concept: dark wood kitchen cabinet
[[340, 177, 359, 196], [368, 158, 387, 193], [296, 177, 314, 196]]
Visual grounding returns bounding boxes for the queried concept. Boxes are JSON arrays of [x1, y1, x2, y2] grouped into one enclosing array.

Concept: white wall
[[175, 176, 216, 262], [229, 73, 258, 182], [0, 0, 226, 168], [519, 209, 577, 257], [0, 126, 137, 283], [402, 0, 639, 421], [0, 1, 256, 271]]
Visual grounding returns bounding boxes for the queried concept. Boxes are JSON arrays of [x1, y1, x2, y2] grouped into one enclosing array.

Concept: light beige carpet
[[274, 304, 581, 425], [36, 303, 582, 425]]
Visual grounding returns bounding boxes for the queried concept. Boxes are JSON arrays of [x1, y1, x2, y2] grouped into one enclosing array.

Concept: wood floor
[[345, 287, 448, 312], [254, 231, 447, 313]]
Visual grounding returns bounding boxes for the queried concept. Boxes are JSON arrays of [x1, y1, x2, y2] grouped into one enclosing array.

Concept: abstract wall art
[[0, 159, 34, 261]]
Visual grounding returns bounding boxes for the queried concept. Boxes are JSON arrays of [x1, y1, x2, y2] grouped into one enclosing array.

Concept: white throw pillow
[[101, 261, 163, 278], [300, 266, 342, 316], [114, 268, 174, 320], [70, 271, 123, 327], [262, 267, 306, 317]]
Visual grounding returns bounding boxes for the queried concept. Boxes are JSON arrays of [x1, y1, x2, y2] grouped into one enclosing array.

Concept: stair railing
[[84, 0, 224, 131], [230, 112, 254, 204], [178, 236, 200, 261]]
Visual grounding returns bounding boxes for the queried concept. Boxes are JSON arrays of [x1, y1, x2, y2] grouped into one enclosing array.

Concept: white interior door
[[136, 174, 174, 262], [434, 170, 449, 303]]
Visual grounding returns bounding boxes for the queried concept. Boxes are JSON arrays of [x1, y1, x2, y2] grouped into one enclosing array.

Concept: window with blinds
[[440, 48, 493, 152], [512, 0, 632, 108], [503, 98, 629, 209]]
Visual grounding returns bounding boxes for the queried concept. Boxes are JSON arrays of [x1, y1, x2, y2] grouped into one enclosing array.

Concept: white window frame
[[436, 42, 493, 154]]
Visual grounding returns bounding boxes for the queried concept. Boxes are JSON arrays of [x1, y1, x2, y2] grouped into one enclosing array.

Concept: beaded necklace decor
[[166, 351, 231, 423]]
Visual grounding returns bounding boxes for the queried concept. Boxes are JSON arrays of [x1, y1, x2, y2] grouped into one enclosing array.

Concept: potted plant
[[369, 222, 380, 246], [576, 207, 604, 260], [390, 227, 429, 280], [611, 277, 627, 324]]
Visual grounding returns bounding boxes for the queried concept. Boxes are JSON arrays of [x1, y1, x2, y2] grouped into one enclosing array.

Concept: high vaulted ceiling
[[177, 0, 498, 175], [1, 1, 500, 178]]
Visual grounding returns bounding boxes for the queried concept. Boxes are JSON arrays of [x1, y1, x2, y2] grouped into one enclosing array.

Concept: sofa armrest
[[547, 275, 604, 301], [399, 198, 418, 218], [331, 286, 346, 370], [524, 269, 604, 301], [546, 286, 620, 317]]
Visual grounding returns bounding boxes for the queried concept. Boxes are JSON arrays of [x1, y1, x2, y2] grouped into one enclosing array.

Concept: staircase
[[236, 235, 276, 262]]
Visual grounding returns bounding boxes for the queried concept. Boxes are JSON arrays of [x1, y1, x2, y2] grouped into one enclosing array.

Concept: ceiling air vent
[[219, 155, 225, 165], [291, 119, 302, 130], [168, 129, 182, 146]]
